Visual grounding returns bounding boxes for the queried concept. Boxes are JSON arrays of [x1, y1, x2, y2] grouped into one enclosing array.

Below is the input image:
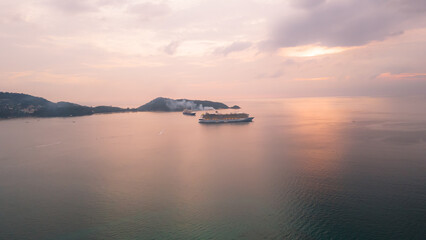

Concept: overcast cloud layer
[[1, 0, 425, 105], [267, 0, 426, 48]]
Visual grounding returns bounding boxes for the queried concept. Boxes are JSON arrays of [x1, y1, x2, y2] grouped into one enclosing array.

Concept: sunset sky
[[1, 0, 426, 106]]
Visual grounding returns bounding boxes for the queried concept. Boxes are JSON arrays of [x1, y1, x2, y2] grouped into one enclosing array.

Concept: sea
[[0, 97, 425, 240]]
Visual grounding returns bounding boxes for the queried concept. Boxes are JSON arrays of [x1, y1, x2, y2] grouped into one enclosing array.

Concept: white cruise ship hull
[[199, 117, 254, 124]]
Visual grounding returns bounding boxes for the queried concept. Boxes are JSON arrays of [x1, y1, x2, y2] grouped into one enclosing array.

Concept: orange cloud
[[377, 72, 426, 81]]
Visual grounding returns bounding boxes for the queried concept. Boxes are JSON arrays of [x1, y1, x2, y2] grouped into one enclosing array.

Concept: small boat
[[199, 112, 254, 123], [183, 109, 196, 116]]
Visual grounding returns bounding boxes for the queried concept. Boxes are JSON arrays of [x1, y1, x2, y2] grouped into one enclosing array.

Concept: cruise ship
[[199, 112, 254, 123]]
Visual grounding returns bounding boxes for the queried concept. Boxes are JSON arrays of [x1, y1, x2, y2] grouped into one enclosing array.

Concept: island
[[0, 92, 240, 119]]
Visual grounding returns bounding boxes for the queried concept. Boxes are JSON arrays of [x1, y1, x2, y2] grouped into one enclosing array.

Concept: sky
[[1, 0, 426, 106]]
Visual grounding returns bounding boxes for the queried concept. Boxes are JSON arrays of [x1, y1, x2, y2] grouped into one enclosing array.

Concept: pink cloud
[[294, 77, 331, 81]]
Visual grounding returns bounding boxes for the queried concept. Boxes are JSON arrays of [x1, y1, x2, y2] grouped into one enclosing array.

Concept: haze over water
[[0, 97, 425, 239]]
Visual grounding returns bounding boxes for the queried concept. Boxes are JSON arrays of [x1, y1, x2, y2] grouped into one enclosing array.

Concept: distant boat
[[183, 109, 196, 116], [199, 112, 254, 123]]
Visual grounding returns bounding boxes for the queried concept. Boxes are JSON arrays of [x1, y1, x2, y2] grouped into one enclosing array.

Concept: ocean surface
[[0, 97, 425, 240]]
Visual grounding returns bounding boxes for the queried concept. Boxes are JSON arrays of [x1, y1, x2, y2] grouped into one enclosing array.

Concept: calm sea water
[[0, 97, 425, 240]]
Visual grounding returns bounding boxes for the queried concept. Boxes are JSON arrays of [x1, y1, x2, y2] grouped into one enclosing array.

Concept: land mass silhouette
[[0, 92, 240, 118]]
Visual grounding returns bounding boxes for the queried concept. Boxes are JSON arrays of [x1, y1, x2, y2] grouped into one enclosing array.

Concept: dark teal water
[[0, 97, 425, 240]]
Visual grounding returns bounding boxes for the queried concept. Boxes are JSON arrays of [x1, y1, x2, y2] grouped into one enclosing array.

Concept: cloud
[[291, 0, 326, 9], [395, 0, 426, 13], [127, 2, 171, 21], [48, 0, 97, 14], [256, 70, 283, 79], [266, 0, 426, 49], [377, 72, 426, 81], [3, 70, 100, 85], [47, 0, 127, 14], [163, 41, 180, 55], [1, 0, 426, 102], [214, 41, 252, 56], [294, 77, 331, 81]]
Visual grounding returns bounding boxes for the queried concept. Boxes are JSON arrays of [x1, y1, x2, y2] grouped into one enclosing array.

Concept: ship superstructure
[[199, 112, 254, 123]]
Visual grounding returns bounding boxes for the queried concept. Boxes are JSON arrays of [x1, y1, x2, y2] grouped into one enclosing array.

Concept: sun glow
[[279, 45, 350, 57]]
